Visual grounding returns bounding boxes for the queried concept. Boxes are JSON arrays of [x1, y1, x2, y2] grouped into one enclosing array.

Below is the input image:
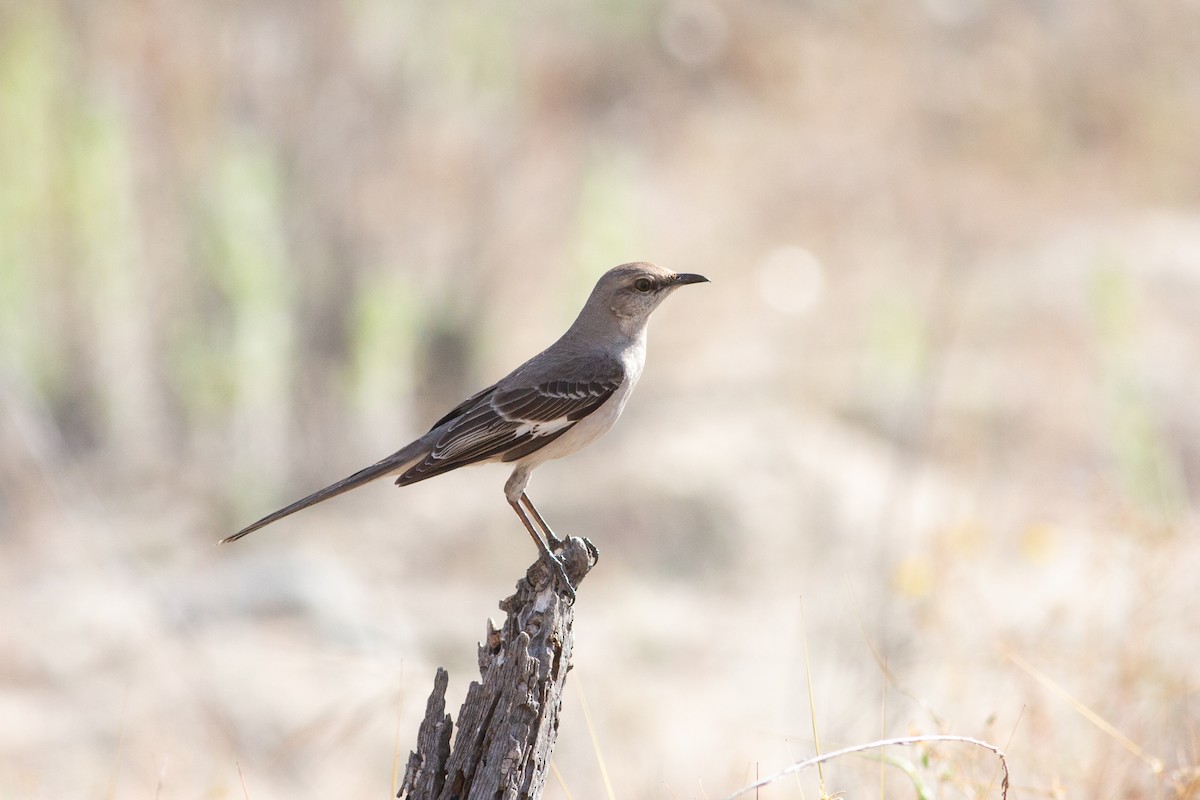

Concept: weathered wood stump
[[398, 535, 598, 800]]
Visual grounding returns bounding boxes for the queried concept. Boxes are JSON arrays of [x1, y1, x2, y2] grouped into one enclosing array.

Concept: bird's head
[[590, 262, 708, 332]]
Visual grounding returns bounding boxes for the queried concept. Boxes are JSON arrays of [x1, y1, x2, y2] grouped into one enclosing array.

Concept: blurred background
[[1, 0, 1198, 797]]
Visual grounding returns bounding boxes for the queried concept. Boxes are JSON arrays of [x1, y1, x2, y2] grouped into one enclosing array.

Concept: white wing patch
[[512, 418, 574, 439]]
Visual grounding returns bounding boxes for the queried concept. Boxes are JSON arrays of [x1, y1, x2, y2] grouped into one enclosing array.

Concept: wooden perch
[[399, 535, 598, 800]]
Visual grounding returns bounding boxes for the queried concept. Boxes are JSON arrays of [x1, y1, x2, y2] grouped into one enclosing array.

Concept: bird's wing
[[395, 356, 625, 484], [426, 383, 498, 430]]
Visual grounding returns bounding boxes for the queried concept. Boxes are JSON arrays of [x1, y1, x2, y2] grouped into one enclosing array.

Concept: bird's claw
[[582, 537, 599, 564], [541, 551, 577, 600]]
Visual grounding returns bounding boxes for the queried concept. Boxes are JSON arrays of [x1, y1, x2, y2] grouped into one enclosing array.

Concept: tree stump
[[398, 535, 598, 800]]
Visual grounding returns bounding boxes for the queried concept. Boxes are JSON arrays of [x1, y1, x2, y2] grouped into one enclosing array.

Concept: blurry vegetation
[[1, 0, 1198, 509], [1089, 261, 1188, 523]]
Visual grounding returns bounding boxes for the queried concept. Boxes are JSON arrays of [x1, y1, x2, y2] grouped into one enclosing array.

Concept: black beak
[[672, 273, 709, 286]]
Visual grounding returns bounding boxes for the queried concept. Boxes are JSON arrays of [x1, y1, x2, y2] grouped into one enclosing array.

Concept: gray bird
[[222, 262, 708, 595]]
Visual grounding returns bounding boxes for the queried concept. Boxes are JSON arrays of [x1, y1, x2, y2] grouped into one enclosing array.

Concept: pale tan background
[[1, 1, 1198, 798]]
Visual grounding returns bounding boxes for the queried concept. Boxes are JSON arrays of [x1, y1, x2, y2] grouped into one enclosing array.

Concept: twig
[[720, 735, 1011, 800]]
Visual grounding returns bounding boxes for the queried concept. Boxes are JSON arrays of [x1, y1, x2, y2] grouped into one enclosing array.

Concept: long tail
[[220, 442, 428, 544]]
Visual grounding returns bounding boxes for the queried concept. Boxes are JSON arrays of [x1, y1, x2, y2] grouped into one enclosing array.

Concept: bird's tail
[[219, 442, 428, 544]]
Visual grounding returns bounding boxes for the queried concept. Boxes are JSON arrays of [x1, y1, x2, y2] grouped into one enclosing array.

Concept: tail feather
[[220, 444, 427, 544]]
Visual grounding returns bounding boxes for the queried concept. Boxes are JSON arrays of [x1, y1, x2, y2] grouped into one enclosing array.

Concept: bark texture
[[399, 535, 597, 800]]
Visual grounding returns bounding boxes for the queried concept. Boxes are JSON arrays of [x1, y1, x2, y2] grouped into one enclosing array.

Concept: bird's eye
[[633, 277, 655, 293]]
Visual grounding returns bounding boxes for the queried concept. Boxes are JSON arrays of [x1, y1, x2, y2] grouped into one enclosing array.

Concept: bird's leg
[[521, 492, 599, 566], [508, 499, 576, 598], [519, 492, 563, 548]]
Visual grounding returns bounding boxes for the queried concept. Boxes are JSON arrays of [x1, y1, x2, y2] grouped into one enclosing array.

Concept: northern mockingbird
[[222, 262, 708, 595]]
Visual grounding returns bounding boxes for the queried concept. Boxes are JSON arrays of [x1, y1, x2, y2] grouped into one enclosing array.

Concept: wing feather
[[395, 356, 625, 485]]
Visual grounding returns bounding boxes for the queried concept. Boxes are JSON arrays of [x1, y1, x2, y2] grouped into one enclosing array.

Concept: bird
[[221, 262, 708, 595]]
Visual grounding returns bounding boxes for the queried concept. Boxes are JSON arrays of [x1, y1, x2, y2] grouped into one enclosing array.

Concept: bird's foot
[[581, 536, 599, 564], [538, 536, 602, 601], [542, 552, 577, 600]]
